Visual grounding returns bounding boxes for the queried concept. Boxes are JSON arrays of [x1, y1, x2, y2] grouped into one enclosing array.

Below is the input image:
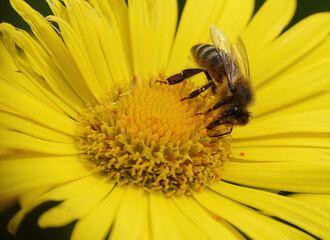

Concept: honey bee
[[165, 25, 253, 136]]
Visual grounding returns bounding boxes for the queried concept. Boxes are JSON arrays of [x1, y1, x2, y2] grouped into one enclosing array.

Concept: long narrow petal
[[10, 0, 96, 102], [0, 23, 85, 112], [290, 193, 330, 213], [0, 80, 76, 135], [8, 175, 100, 234], [0, 155, 91, 198], [109, 187, 150, 240], [88, 0, 132, 80], [7, 186, 51, 234], [71, 187, 125, 240], [233, 109, 330, 139], [195, 190, 306, 240], [0, 35, 79, 120], [251, 13, 330, 87], [71, 187, 126, 240], [222, 161, 330, 193], [251, 57, 330, 118], [128, 0, 178, 81], [157, 197, 209, 240], [38, 176, 115, 227], [46, 16, 106, 101], [0, 111, 73, 143], [214, 0, 254, 41], [173, 195, 243, 240], [231, 146, 330, 162], [18, 186, 52, 208], [241, 0, 296, 56], [232, 133, 330, 148], [50, 0, 131, 97], [278, 35, 330, 78], [210, 181, 330, 239], [0, 130, 80, 155], [167, 0, 226, 74], [149, 194, 185, 240]]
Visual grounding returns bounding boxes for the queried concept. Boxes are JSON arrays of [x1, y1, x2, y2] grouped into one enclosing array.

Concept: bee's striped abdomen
[[191, 44, 223, 82]]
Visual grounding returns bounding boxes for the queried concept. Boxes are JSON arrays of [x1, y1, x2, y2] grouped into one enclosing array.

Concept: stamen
[[76, 76, 231, 196]]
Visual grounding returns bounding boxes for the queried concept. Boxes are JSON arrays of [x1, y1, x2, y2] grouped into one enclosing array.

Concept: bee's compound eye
[[227, 106, 239, 115]]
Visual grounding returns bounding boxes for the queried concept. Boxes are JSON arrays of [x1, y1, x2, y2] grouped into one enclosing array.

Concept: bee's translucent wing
[[210, 25, 236, 91], [233, 36, 250, 79], [210, 25, 232, 55]]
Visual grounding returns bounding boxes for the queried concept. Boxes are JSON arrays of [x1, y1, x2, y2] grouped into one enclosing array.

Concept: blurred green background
[[1, 0, 330, 31], [0, 0, 329, 239]]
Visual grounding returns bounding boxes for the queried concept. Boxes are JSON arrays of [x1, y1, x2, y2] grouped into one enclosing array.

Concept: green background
[[1, 0, 330, 31], [0, 0, 329, 239]]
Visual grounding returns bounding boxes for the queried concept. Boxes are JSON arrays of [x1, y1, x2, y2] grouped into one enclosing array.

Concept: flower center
[[76, 76, 231, 196]]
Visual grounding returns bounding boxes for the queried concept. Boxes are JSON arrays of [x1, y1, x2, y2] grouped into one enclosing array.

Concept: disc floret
[[77, 79, 231, 196]]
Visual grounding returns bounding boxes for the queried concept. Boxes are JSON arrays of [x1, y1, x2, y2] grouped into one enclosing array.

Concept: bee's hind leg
[[158, 68, 212, 85]]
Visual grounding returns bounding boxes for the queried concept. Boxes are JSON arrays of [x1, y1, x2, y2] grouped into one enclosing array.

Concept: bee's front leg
[[196, 99, 225, 115]]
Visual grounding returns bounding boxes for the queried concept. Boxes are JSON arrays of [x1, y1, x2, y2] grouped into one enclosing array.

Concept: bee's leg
[[163, 68, 212, 84], [206, 118, 233, 136], [196, 100, 225, 115], [206, 117, 223, 130], [181, 81, 215, 101], [211, 125, 233, 137]]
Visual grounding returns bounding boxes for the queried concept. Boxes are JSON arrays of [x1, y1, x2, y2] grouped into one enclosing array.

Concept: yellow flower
[[1, 0, 330, 239]]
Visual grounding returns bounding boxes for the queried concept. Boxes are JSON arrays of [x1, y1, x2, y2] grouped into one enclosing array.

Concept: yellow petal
[[0, 34, 79, 119], [9, 175, 100, 234], [89, 0, 132, 81], [167, 0, 226, 74], [0, 80, 76, 135], [71, 186, 126, 240], [10, 0, 96, 103], [38, 176, 115, 227], [195, 190, 294, 240], [257, 90, 330, 120], [279, 35, 330, 78], [0, 130, 79, 155], [149, 194, 184, 240], [0, 23, 85, 112], [109, 187, 149, 240], [128, 0, 177, 81], [0, 155, 91, 198], [241, 0, 296, 57], [160, 197, 209, 240], [87, 2, 133, 91], [215, 0, 254, 41], [46, 16, 106, 101], [222, 161, 330, 193], [251, 13, 330, 87], [48, 0, 130, 96], [290, 193, 330, 214], [18, 186, 52, 208], [252, 54, 330, 118], [46, 0, 70, 22], [8, 186, 51, 234], [232, 133, 329, 148], [173, 195, 243, 240], [0, 111, 73, 143], [210, 181, 330, 239], [231, 146, 330, 162], [233, 109, 330, 139]]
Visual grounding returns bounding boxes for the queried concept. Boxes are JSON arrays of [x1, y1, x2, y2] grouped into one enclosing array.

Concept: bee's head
[[222, 106, 250, 125]]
